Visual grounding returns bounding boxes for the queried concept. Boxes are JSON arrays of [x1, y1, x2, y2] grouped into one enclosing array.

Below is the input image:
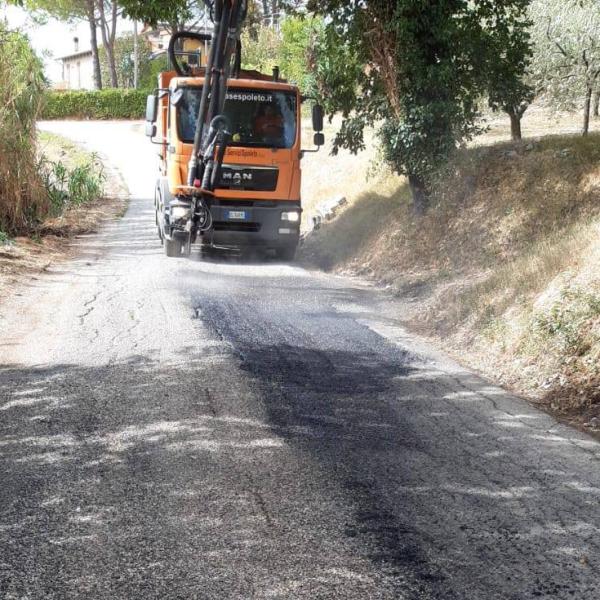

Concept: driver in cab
[[253, 104, 284, 140]]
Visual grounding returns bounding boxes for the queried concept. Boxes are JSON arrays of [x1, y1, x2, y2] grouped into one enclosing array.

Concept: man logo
[[222, 170, 253, 182]]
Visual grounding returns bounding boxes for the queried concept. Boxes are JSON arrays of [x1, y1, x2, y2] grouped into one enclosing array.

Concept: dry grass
[[300, 116, 378, 230], [302, 107, 600, 428]]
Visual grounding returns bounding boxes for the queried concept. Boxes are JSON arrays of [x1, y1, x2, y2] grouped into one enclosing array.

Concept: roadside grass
[[302, 114, 600, 425], [33, 131, 107, 232], [38, 131, 97, 169], [300, 116, 377, 230], [0, 131, 118, 292]]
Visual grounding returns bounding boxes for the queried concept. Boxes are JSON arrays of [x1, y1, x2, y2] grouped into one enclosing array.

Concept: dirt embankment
[[302, 128, 600, 431]]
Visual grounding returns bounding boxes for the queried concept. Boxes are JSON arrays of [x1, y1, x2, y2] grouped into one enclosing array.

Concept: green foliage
[[42, 89, 148, 119], [118, 0, 206, 31], [530, 287, 600, 354], [279, 17, 323, 95], [0, 22, 48, 233], [140, 55, 169, 91], [307, 0, 532, 212], [8, 0, 86, 21], [99, 33, 153, 89], [484, 3, 534, 120], [241, 25, 282, 73], [311, 26, 363, 124], [0, 230, 9, 244], [38, 154, 105, 214]]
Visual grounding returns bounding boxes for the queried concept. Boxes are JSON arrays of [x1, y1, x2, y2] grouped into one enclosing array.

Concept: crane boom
[[187, 0, 248, 193]]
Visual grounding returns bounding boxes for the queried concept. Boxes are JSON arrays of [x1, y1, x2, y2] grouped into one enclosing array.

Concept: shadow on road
[[2, 327, 600, 598]]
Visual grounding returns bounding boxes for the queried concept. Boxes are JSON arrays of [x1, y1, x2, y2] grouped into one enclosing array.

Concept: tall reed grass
[[0, 24, 47, 234]]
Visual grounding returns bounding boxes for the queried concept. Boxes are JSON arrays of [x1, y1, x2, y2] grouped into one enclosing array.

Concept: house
[[56, 37, 94, 90], [55, 26, 210, 91], [141, 24, 209, 66]]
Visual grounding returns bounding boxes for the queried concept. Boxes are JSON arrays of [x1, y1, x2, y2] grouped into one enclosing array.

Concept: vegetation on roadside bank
[[0, 25, 105, 242], [303, 131, 600, 425], [0, 23, 47, 235]]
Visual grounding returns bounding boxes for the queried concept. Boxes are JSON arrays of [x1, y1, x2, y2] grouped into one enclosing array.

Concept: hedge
[[41, 89, 149, 120]]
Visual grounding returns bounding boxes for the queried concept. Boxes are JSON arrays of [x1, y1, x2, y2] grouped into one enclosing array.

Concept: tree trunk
[[508, 109, 522, 142], [271, 0, 278, 28], [593, 90, 600, 118], [408, 174, 429, 216], [583, 85, 593, 136], [98, 0, 119, 88], [133, 19, 138, 89], [261, 0, 269, 19], [86, 0, 102, 90]]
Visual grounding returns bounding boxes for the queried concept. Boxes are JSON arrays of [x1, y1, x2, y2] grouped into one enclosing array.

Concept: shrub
[[38, 155, 105, 214], [42, 89, 148, 120], [0, 24, 48, 234]]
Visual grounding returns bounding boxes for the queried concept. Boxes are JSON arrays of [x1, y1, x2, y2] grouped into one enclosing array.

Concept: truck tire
[[164, 237, 183, 257], [275, 245, 297, 261]]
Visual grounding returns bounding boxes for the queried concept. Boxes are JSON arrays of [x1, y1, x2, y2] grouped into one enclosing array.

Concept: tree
[[97, 0, 119, 87], [99, 32, 152, 88], [307, 0, 529, 214], [11, 0, 104, 89], [279, 16, 323, 95], [483, 3, 534, 141], [118, 0, 207, 34], [529, 0, 600, 136], [86, 0, 102, 89], [240, 25, 281, 73]]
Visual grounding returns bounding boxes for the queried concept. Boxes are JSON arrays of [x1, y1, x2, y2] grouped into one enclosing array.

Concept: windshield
[[177, 87, 297, 149]]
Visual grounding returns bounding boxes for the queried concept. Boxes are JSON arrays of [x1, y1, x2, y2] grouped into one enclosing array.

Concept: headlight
[[281, 211, 300, 223], [171, 205, 191, 221]]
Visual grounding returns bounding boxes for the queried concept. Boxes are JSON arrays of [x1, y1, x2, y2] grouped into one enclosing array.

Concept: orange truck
[[144, 22, 324, 260]]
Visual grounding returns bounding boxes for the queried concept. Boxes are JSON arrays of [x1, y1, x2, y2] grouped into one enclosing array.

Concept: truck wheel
[[276, 245, 297, 261], [164, 237, 183, 257]]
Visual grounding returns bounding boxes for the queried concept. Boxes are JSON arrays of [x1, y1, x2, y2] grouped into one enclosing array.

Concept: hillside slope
[[302, 133, 600, 429]]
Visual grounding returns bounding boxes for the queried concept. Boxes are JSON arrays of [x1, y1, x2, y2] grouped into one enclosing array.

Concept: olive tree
[[484, 3, 534, 140], [529, 0, 600, 135]]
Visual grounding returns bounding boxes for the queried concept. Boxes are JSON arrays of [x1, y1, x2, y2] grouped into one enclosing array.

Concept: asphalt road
[[2, 122, 600, 599]]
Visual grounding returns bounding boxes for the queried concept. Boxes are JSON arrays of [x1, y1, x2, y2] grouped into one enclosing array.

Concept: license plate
[[227, 210, 248, 220]]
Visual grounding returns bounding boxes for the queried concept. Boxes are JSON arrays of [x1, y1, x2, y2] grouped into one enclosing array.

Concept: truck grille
[[213, 221, 261, 233]]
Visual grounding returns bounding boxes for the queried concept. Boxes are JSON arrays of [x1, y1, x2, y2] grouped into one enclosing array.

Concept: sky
[[2, 5, 133, 83]]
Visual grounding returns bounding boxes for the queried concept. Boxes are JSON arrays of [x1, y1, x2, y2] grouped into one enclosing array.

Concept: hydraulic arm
[[188, 0, 248, 197]]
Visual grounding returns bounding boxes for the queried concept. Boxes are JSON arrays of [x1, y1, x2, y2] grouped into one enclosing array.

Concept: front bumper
[[202, 201, 301, 249]]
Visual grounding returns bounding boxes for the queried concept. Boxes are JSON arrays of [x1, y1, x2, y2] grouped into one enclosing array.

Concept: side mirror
[[145, 122, 157, 138], [313, 132, 325, 147], [145, 94, 158, 123], [312, 104, 324, 132]]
